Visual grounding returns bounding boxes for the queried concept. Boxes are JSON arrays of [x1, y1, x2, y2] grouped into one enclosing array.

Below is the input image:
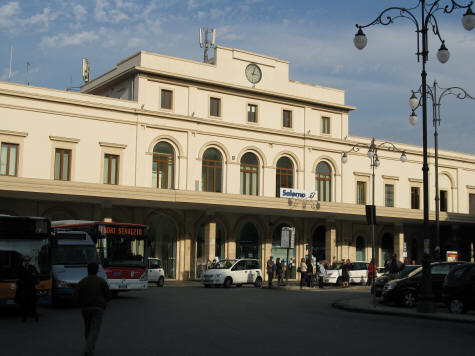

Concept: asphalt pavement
[[1, 282, 474, 356]]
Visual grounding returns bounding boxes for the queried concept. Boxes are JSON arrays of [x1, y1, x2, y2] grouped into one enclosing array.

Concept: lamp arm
[[443, 0, 473, 14], [438, 86, 475, 102], [356, 6, 419, 30], [376, 141, 406, 154]]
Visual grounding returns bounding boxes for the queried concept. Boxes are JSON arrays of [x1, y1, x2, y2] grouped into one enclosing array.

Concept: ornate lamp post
[[354, 0, 474, 313], [409, 82, 474, 262], [342, 138, 407, 306]]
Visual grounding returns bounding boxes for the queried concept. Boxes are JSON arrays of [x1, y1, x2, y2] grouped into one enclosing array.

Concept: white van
[[52, 230, 107, 300], [147, 257, 165, 287], [324, 261, 369, 285], [202, 259, 263, 288]]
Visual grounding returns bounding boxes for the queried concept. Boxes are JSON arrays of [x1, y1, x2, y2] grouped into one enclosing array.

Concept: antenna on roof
[[199, 28, 216, 63], [26, 62, 30, 85], [82, 58, 90, 83]]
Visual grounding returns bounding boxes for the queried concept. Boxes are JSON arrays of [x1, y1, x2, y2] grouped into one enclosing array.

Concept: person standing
[[266, 256, 276, 288], [276, 258, 283, 286], [342, 259, 351, 287], [317, 260, 326, 289], [299, 257, 307, 289], [367, 258, 376, 287], [306, 259, 314, 287], [73, 262, 112, 356], [15, 255, 39, 322]]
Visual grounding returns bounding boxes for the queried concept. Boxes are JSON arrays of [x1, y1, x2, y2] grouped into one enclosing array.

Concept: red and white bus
[[52, 221, 149, 293]]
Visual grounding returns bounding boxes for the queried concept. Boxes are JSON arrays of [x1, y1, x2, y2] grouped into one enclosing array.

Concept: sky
[[1, 0, 474, 154]]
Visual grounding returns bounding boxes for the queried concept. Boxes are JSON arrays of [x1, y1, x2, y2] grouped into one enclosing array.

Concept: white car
[[147, 257, 165, 287], [202, 259, 263, 288], [324, 261, 369, 285]]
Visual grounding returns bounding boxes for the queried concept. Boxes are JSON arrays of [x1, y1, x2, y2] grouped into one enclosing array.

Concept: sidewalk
[[332, 296, 475, 324]]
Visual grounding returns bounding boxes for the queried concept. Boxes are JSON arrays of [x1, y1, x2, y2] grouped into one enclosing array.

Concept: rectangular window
[[210, 97, 221, 117], [440, 190, 448, 212], [248, 104, 257, 123], [103, 154, 119, 185], [283, 110, 292, 128], [0, 142, 18, 176], [411, 187, 420, 209], [470, 194, 475, 215], [385, 184, 394, 207], [161, 89, 172, 109], [322, 117, 330, 134], [357, 181, 366, 205], [54, 148, 71, 181]]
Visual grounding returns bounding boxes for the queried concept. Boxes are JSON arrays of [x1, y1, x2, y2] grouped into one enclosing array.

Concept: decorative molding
[[99, 141, 127, 149], [353, 172, 371, 178], [408, 178, 423, 183], [0, 129, 28, 138], [382, 175, 399, 181], [49, 136, 80, 143]]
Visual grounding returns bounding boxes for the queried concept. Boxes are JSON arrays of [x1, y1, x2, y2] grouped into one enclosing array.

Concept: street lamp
[[409, 81, 474, 262], [354, 0, 474, 313], [342, 138, 406, 306]]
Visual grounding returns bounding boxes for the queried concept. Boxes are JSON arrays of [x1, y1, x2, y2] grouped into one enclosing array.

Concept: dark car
[[382, 262, 465, 307], [373, 264, 420, 297], [442, 263, 475, 314]]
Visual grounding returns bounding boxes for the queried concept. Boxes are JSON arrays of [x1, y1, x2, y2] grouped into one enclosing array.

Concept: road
[[1, 284, 474, 356]]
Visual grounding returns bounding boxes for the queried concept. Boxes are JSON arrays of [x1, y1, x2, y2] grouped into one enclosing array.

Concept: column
[[394, 223, 405, 263], [325, 221, 336, 263], [204, 221, 216, 263]]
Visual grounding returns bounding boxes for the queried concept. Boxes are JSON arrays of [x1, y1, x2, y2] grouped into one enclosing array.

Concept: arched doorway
[[236, 222, 259, 260], [312, 226, 326, 261], [381, 233, 394, 265], [356, 236, 366, 261], [149, 215, 177, 279], [271, 224, 296, 279], [410, 238, 419, 264]]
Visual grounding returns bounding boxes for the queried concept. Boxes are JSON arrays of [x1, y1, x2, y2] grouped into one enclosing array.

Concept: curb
[[332, 299, 475, 324]]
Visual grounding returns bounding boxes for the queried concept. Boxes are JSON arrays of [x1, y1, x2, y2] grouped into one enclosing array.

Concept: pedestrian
[[384, 259, 390, 273], [389, 254, 403, 277], [411, 259, 416, 265], [317, 260, 326, 289], [298, 257, 307, 289], [266, 256, 276, 288], [73, 262, 112, 356], [367, 258, 376, 287], [342, 259, 350, 287], [210, 258, 218, 269], [306, 259, 314, 287], [276, 257, 284, 286], [15, 255, 39, 322]]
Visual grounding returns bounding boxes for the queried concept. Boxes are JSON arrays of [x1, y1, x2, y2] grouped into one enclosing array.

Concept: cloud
[[40, 31, 99, 49], [0, 2, 58, 31], [94, 0, 129, 23], [22, 7, 58, 28], [73, 4, 87, 22]]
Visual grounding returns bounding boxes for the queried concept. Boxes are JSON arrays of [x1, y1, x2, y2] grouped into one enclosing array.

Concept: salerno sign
[[280, 188, 318, 200]]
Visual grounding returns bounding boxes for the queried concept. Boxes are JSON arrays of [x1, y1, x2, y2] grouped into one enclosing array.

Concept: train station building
[[1, 46, 474, 279]]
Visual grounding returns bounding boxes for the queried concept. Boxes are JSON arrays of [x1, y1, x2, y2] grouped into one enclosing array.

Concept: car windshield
[[52, 245, 99, 265], [328, 262, 343, 270], [399, 265, 420, 277], [210, 259, 237, 269]]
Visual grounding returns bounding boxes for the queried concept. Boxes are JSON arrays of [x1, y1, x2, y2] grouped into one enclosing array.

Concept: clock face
[[245, 63, 262, 84]]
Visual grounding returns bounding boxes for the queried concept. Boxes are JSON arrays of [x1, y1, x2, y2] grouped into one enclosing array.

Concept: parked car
[[202, 259, 263, 288], [382, 262, 465, 307], [442, 263, 475, 314], [373, 264, 420, 297], [324, 261, 369, 285], [147, 257, 165, 287]]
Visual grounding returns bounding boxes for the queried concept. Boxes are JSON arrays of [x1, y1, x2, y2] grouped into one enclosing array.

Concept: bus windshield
[[103, 236, 146, 268], [52, 245, 99, 266], [0, 238, 50, 281]]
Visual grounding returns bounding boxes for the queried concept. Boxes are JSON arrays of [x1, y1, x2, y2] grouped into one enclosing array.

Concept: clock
[[245, 63, 262, 84]]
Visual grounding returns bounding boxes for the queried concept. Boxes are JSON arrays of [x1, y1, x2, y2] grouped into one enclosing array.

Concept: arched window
[[153, 142, 175, 189], [240, 153, 259, 195], [202, 148, 222, 192], [316, 161, 332, 202], [276, 156, 293, 197], [356, 236, 365, 261]]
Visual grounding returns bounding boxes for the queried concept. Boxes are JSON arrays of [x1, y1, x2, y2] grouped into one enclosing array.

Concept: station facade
[[1, 46, 474, 279]]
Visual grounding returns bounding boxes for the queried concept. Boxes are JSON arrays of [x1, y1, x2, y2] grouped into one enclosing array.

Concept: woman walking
[[299, 258, 307, 289], [342, 259, 351, 288]]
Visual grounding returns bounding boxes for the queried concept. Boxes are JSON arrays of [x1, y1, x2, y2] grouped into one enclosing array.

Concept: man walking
[[266, 256, 276, 288], [317, 260, 326, 289], [15, 256, 39, 322], [73, 262, 111, 356]]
